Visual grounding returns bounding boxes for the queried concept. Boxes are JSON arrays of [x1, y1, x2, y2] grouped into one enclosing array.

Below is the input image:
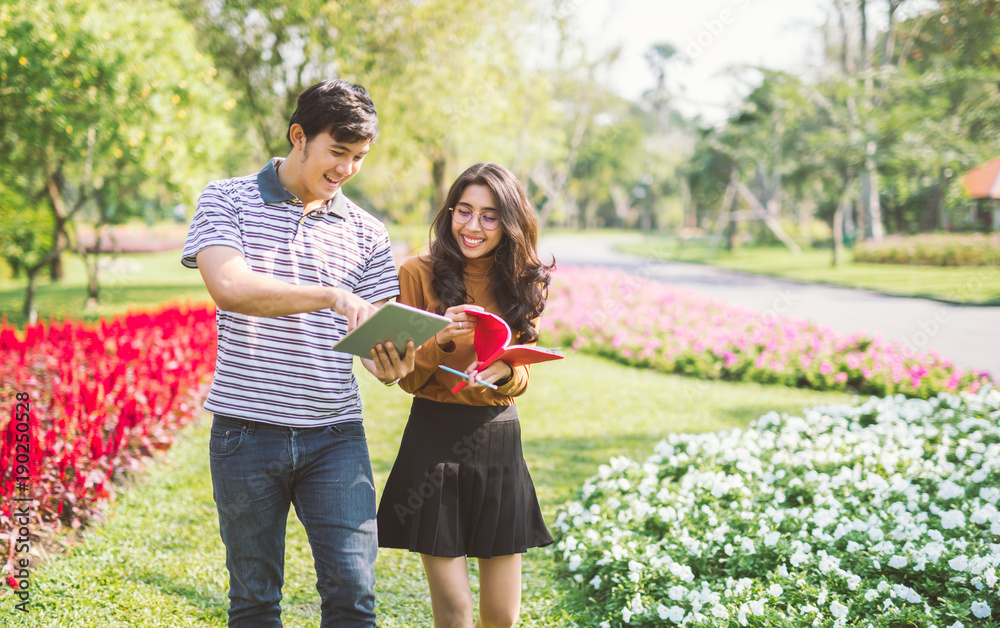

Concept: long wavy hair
[[429, 163, 555, 344]]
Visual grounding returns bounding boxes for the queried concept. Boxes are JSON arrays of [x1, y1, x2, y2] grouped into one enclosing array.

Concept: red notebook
[[450, 310, 563, 394]]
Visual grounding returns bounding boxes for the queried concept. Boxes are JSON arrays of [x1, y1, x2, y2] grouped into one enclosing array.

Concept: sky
[[565, 0, 835, 124]]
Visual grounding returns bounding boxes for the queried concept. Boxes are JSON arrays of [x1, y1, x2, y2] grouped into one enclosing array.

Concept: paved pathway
[[538, 233, 999, 379]]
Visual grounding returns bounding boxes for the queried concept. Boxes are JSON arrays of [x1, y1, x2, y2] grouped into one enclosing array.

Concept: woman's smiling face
[[450, 184, 503, 259]]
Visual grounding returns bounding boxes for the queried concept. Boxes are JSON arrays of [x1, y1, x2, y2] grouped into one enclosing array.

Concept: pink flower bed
[[543, 267, 991, 397]]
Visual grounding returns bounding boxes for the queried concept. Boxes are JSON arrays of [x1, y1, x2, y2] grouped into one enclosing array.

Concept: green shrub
[[853, 233, 1000, 266], [0, 184, 54, 278]]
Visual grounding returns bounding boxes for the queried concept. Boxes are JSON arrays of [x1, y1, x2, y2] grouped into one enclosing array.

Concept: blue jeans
[[209, 415, 377, 627]]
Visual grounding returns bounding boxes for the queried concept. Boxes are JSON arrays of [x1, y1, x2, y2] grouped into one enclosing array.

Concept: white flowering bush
[[553, 388, 1000, 627]]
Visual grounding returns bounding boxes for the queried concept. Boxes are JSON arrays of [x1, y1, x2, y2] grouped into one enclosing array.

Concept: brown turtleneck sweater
[[396, 254, 535, 405]]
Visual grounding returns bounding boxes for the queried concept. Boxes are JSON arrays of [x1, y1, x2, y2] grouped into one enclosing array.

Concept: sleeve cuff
[[495, 364, 528, 396]]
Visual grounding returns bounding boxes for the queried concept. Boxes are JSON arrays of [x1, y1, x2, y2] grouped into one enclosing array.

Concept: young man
[[182, 79, 414, 627]]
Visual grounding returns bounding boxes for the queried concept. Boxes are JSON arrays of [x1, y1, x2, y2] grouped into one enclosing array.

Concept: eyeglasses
[[450, 207, 500, 231]]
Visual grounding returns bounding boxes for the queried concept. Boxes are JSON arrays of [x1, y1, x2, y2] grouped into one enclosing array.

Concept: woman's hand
[[464, 359, 514, 388], [434, 304, 485, 346]]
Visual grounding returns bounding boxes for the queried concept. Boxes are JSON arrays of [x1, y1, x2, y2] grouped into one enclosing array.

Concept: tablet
[[332, 302, 451, 358]]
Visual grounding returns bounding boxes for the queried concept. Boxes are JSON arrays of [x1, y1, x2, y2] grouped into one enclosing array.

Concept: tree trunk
[[937, 170, 949, 230], [834, 0, 855, 73], [531, 97, 592, 229], [567, 193, 581, 229], [884, 0, 898, 64], [582, 197, 599, 230], [832, 203, 845, 267], [88, 269, 100, 301], [835, 0, 868, 248], [832, 178, 852, 266], [863, 142, 884, 241], [45, 170, 72, 258], [844, 193, 856, 240], [708, 174, 738, 255], [860, 0, 886, 242], [799, 194, 816, 247], [610, 186, 633, 229], [859, 0, 869, 70], [736, 182, 802, 255], [725, 210, 737, 251], [640, 204, 653, 233], [75, 224, 102, 303], [857, 164, 870, 240], [49, 254, 63, 281], [85, 252, 101, 303], [431, 155, 447, 219], [680, 176, 694, 228], [23, 267, 41, 318]]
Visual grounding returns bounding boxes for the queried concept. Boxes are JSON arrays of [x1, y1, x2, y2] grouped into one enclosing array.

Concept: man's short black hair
[[287, 79, 379, 146]]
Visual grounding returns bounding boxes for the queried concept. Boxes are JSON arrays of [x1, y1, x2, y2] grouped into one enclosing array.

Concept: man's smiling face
[[291, 124, 370, 206]]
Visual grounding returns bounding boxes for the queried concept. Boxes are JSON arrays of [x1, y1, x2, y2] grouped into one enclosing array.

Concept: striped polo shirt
[[182, 158, 400, 427]]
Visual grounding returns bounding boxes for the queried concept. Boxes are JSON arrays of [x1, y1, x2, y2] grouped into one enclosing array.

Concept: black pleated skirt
[[376, 398, 553, 558]]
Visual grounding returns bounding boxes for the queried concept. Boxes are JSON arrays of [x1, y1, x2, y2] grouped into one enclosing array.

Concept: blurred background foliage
[[1, 0, 999, 314]]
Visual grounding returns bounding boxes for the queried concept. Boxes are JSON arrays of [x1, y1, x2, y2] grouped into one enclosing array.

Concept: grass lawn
[[0, 250, 212, 328], [617, 237, 1000, 305], [1, 353, 853, 627]]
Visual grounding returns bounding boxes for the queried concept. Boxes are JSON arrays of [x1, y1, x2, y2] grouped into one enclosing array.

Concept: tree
[[644, 42, 681, 135], [567, 104, 649, 229], [172, 0, 351, 162], [174, 0, 544, 222], [826, 0, 890, 243], [821, 0, 1000, 237], [0, 0, 237, 313], [698, 70, 820, 252], [836, 0, 1000, 233], [363, 0, 543, 220], [524, 1, 631, 229], [0, 184, 53, 283]]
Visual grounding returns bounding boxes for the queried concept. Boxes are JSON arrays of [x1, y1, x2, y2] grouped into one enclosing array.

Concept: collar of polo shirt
[[257, 158, 348, 218]]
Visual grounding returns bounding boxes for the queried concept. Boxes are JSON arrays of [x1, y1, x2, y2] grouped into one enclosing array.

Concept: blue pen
[[438, 364, 499, 390]]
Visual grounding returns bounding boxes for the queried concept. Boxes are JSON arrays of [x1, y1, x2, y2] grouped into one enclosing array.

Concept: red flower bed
[[1, 303, 217, 586]]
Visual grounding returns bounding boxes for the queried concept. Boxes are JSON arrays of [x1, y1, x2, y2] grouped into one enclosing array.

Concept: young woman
[[376, 163, 555, 628]]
